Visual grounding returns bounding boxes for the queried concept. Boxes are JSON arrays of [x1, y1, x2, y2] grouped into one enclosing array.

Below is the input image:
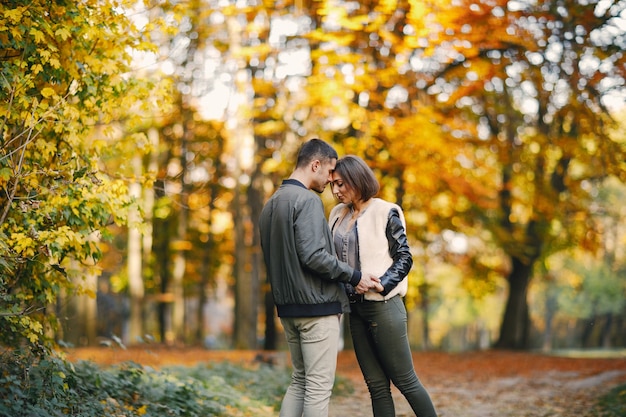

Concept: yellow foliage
[[40, 87, 55, 98], [10, 233, 36, 257], [0, 0, 173, 351], [4, 7, 24, 24], [337, 13, 370, 31], [54, 26, 71, 40], [29, 27, 45, 43], [22, 317, 43, 343], [377, 0, 398, 14]]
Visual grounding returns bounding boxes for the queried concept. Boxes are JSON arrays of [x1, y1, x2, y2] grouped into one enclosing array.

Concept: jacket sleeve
[[379, 208, 413, 295], [295, 197, 361, 286]]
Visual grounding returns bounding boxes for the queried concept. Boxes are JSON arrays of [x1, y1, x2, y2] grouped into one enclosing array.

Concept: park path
[[330, 350, 626, 417], [66, 347, 626, 417]]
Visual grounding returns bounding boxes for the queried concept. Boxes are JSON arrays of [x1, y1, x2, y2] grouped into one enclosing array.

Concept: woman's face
[[331, 172, 358, 204]]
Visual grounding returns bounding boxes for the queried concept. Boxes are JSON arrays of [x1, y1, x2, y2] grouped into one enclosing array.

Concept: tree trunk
[[263, 285, 277, 350], [62, 264, 97, 346], [154, 213, 171, 344], [247, 172, 265, 348], [542, 289, 557, 352], [196, 133, 225, 346], [196, 221, 212, 346], [420, 283, 431, 350], [170, 132, 189, 344], [127, 154, 144, 345], [142, 128, 159, 342], [601, 313, 613, 348], [83, 270, 98, 345], [494, 256, 533, 349], [233, 183, 257, 348], [229, 14, 257, 350], [581, 317, 596, 348]]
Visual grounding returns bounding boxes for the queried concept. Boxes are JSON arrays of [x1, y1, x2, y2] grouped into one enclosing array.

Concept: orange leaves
[[428, 0, 533, 62]]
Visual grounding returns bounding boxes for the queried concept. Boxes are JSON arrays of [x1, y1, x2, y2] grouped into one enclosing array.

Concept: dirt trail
[[330, 350, 626, 417], [66, 348, 626, 417]]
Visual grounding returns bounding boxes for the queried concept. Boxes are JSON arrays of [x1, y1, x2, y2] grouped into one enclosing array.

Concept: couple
[[259, 139, 437, 417]]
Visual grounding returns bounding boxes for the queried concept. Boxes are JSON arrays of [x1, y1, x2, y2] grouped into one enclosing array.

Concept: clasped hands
[[354, 273, 384, 294]]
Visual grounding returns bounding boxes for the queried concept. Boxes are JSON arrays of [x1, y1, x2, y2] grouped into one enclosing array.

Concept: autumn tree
[[131, 1, 266, 347], [538, 177, 626, 349], [285, 0, 625, 350], [177, 1, 337, 348], [91, 0, 309, 349], [146, 99, 228, 345], [426, 0, 626, 349], [0, 0, 169, 352], [206, 0, 479, 349], [287, 0, 462, 348], [148, 1, 209, 345]]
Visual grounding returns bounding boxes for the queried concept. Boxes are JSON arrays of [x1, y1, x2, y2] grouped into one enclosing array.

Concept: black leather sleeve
[[380, 208, 413, 295]]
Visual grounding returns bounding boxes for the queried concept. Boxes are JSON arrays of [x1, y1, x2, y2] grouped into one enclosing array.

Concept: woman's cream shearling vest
[[329, 198, 409, 301]]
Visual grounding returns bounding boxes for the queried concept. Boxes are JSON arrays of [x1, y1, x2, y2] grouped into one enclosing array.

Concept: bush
[[0, 349, 296, 417], [593, 384, 626, 417], [169, 361, 292, 410]]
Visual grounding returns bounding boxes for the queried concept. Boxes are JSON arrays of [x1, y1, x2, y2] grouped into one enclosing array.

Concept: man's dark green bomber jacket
[[259, 179, 361, 318]]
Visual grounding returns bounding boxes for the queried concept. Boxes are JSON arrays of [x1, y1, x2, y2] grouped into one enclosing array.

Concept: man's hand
[[355, 273, 383, 294]]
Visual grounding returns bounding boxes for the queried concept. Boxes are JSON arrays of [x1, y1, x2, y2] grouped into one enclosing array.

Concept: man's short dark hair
[[296, 138, 338, 169]]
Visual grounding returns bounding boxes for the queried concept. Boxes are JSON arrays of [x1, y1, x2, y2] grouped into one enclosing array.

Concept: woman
[[329, 155, 437, 417]]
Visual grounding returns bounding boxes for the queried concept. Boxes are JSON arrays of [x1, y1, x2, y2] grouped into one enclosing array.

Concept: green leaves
[[0, 0, 169, 352], [0, 351, 288, 417]]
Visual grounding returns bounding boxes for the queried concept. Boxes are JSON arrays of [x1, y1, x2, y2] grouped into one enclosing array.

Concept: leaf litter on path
[[66, 347, 626, 417], [330, 350, 626, 417]]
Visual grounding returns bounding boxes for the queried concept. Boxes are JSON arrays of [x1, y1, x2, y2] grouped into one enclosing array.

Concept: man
[[259, 138, 380, 417]]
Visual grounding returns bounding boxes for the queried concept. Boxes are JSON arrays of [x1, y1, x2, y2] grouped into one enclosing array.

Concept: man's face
[[311, 158, 337, 193]]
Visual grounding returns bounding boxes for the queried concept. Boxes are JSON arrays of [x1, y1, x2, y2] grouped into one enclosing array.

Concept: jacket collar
[[283, 178, 307, 189]]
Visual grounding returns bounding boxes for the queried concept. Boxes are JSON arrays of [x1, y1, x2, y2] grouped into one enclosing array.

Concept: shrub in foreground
[[0, 349, 294, 417], [593, 383, 626, 417]]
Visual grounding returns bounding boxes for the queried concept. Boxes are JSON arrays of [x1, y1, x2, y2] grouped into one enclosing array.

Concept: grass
[[593, 383, 626, 417], [548, 349, 626, 359]]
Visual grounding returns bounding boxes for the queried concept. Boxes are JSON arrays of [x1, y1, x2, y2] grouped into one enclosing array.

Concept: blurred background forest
[[1, 0, 626, 356]]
